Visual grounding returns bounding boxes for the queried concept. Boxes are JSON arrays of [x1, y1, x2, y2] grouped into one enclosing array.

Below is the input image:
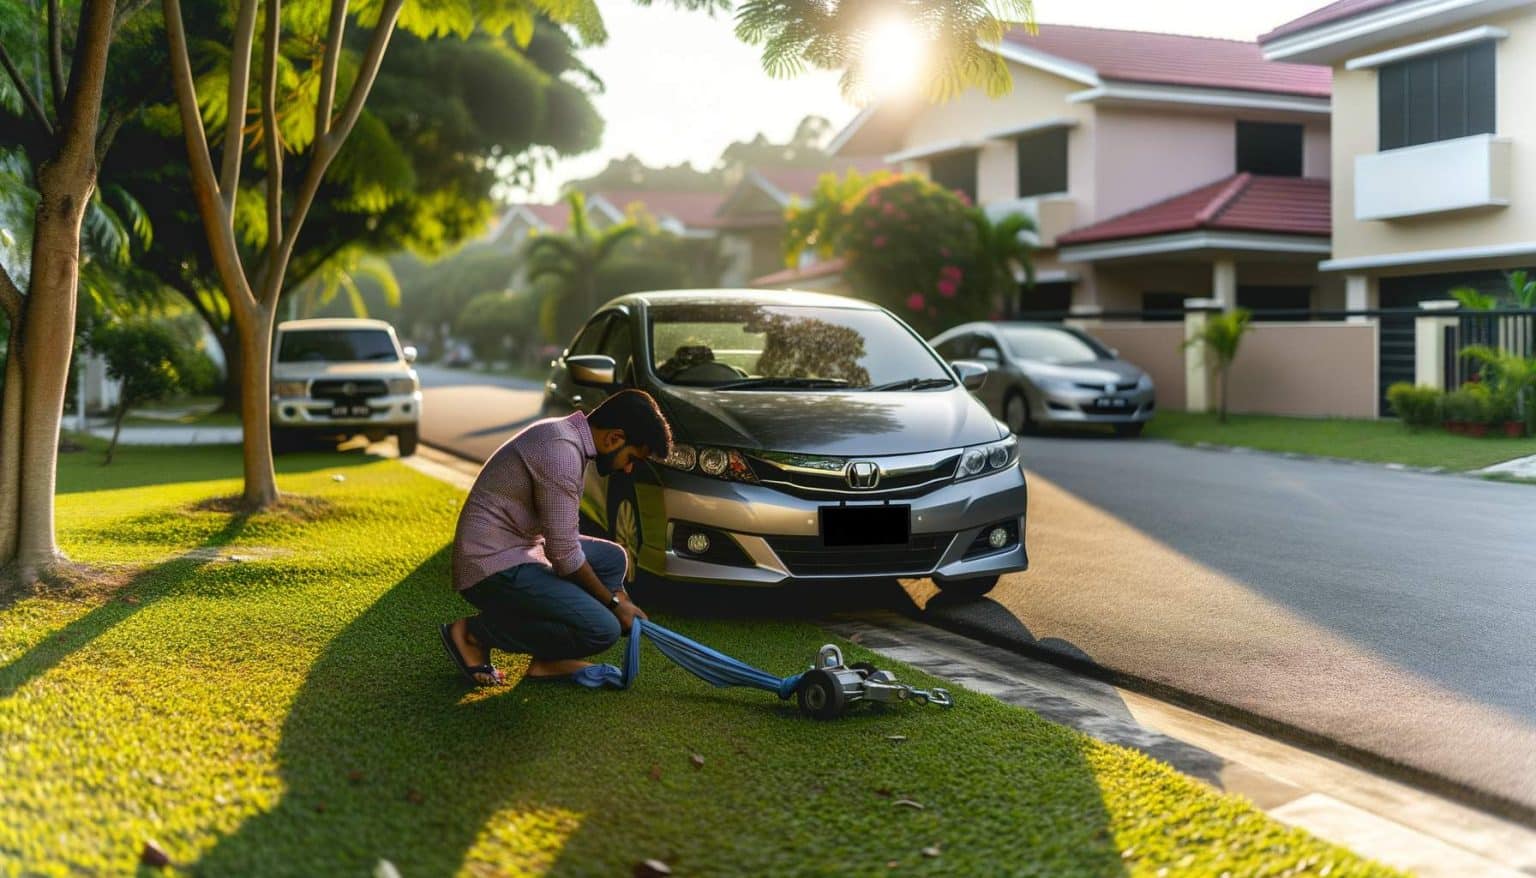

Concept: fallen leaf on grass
[[893, 799, 924, 810], [313, 802, 327, 814], [874, 787, 893, 798], [689, 753, 705, 769], [886, 860, 900, 869], [140, 840, 170, 868], [123, 595, 140, 605], [886, 735, 906, 743], [374, 859, 403, 878], [405, 789, 425, 805], [634, 858, 673, 877], [347, 770, 365, 785], [848, 632, 864, 644], [922, 845, 941, 858], [332, 474, 346, 482], [648, 764, 662, 781]]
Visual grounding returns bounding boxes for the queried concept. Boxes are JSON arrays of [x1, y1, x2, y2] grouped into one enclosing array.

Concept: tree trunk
[[105, 396, 127, 464], [1218, 364, 1229, 424], [214, 325, 241, 414], [0, 332, 23, 565], [232, 303, 278, 508]]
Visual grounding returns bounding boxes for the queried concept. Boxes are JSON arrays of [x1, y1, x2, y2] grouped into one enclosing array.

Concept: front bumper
[[1034, 384, 1155, 425], [269, 392, 422, 429], [638, 464, 1029, 586]]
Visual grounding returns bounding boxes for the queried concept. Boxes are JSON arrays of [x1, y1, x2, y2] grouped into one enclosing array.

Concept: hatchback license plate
[[330, 403, 371, 417], [1094, 396, 1131, 409], [820, 505, 911, 547]]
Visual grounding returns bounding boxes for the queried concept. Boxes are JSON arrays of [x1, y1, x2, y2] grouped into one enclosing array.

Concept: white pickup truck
[[269, 318, 422, 456]]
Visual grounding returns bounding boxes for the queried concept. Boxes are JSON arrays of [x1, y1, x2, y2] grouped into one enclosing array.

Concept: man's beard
[[594, 448, 620, 476]]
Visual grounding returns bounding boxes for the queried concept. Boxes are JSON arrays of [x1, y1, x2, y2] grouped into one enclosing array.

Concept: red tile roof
[[593, 190, 726, 229], [753, 159, 891, 200], [522, 203, 570, 231], [1056, 174, 1331, 246], [749, 257, 848, 288], [1261, 0, 1402, 43], [1004, 23, 1332, 97]]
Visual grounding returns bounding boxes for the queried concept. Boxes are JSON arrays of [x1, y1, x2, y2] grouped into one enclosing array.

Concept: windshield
[[647, 303, 951, 389], [1000, 326, 1111, 364], [278, 329, 398, 363]]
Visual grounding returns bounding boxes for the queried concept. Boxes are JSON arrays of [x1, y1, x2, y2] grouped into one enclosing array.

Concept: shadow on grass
[[192, 549, 1127, 876]]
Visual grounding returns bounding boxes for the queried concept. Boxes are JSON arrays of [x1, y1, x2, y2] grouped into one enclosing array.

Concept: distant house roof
[[522, 203, 570, 231], [749, 257, 848, 288], [1056, 173, 1331, 245], [1260, 0, 1402, 42], [1001, 23, 1332, 97], [593, 190, 726, 230]]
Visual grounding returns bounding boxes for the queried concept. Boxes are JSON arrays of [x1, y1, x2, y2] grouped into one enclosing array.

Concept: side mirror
[[1109, 347, 1120, 358], [566, 354, 617, 388], [949, 359, 989, 391], [402, 345, 418, 364]]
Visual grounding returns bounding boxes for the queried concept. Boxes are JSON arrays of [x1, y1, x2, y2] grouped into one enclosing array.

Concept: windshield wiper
[[862, 377, 955, 392], [711, 377, 852, 390]]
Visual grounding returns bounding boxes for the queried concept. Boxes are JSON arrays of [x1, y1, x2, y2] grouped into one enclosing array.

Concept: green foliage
[[524, 191, 641, 342], [1443, 385, 1492, 424], [1385, 383, 1444, 430], [782, 166, 896, 264], [291, 249, 401, 319], [1450, 286, 1499, 311], [455, 290, 535, 359], [1459, 344, 1536, 428], [1506, 270, 1536, 309], [1181, 308, 1252, 423], [971, 209, 1037, 316], [839, 176, 991, 337], [89, 321, 189, 409]]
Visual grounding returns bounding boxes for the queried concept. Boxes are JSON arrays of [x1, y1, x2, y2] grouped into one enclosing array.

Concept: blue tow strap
[[560, 619, 804, 698]]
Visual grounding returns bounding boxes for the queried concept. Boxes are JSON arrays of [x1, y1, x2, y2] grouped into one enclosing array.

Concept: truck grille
[[766, 533, 953, 577], [311, 379, 389, 400]]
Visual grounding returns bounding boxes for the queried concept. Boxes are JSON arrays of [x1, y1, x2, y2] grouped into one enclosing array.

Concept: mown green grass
[[1, 446, 1399, 876], [1144, 410, 1536, 471]]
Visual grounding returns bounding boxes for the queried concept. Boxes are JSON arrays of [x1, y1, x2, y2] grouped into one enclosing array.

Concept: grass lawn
[[0, 445, 1397, 876], [1144, 410, 1536, 472]]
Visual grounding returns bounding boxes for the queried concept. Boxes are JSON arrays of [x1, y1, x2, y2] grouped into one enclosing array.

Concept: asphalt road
[[415, 368, 1536, 816]]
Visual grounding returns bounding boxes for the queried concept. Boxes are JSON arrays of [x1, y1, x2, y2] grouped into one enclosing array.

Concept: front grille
[[747, 451, 959, 499], [767, 532, 952, 577], [311, 379, 389, 400]]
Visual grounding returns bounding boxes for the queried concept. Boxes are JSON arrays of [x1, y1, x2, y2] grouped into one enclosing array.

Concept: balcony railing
[[1355, 134, 1511, 221]]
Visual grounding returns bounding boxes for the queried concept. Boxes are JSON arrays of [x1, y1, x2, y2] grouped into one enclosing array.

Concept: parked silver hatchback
[[930, 322, 1155, 437], [541, 291, 1029, 599]]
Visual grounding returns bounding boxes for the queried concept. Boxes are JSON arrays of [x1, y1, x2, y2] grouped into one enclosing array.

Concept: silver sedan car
[[929, 322, 1155, 437], [541, 290, 1029, 599]]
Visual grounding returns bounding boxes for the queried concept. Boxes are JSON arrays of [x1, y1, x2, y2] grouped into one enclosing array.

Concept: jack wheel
[[796, 668, 847, 720]]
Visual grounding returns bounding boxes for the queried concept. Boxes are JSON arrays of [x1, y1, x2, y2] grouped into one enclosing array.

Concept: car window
[[597, 313, 635, 383], [647, 303, 950, 388], [277, 329, 398, 363], [974, 337, 1003, 363], [935, 334, 973, 361], [568, 314, 612, 357], [1000, 326, 1111, 364]]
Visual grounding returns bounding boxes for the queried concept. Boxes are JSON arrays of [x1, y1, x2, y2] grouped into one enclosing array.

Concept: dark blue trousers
[[462, 536, 627, 660]]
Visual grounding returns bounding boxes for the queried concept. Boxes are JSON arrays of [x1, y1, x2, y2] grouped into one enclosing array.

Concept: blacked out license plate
[[820, 505, 911, 547], [1094, 396, 1131, 409]]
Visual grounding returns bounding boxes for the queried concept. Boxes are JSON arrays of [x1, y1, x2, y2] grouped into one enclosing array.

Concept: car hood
[[271, 360, 411, 380], [655, 385, 1005, 456], [1022, 359, 1144, 385]]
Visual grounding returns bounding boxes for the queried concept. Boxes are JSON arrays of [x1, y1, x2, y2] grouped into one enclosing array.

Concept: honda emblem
[[847, 461, 880, 489]]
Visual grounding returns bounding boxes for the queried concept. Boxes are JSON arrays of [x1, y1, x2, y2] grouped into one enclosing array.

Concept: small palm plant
[[1460, 345, 1536, 431], [1505, 270, 1536, 309], [522, 191, 640, 341], [971, 210, 1037, 318], [1182, 308, 1253, 423]]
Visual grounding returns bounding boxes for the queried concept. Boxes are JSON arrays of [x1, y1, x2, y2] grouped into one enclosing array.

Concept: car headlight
[[272, 380, 308, 398], [387, 377, 418, 394], [1137, 373, 1153, 389], [657, 443, 757, 483], [1033, 375, 1078, 393], [956, 435, 1018, 482]]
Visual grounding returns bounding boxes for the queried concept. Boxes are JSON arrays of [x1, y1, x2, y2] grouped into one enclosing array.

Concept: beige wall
[[1330, 7, 1536, 263], [1227, 322, 1379, 418], [1093, 109, 1236, 220], [1304, 119, 1332, 178], [1081, 323, 1187, 410]]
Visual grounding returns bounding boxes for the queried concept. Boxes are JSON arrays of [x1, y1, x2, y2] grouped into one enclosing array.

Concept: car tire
[[932, 573, 1000, 600], [1004, 391, 1033, 436], [1113, 422, 1144, 438], [796, 668, 847, 720], [397, 425, 419, 457], [607, 475, 644, 581]]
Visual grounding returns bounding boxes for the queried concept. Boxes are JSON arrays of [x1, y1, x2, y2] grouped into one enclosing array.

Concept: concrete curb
[[1141, 434, 1536, 485]]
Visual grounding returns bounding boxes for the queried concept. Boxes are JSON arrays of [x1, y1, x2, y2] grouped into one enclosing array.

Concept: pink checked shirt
[[451, 411, 597, 590]]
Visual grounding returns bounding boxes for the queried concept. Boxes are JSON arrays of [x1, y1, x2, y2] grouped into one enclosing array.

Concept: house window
[[1016, 127, 1069, 197], [929, 151, 978, 204], [1237, 285, 1311, 319], [1378, 42, 1495, 150], [1140, 292, 1186, 321], [1236, 121, 1303, 177]]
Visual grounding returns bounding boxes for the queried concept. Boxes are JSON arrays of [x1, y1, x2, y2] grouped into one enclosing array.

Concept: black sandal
[[439, 623, 504, 686]]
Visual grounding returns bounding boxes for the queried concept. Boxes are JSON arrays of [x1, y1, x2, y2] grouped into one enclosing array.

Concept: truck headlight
[[387, 377, 418, 394], [272, 380, 308, 398], [956, 435, 1018, 482]]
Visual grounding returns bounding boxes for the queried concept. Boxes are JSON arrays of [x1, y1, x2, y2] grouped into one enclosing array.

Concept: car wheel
[[397, 425, 419, 457], [796, 668, 847, 720], [1113, 422, 1144, 438], [1004, 391, 1032, 435], [607, 475, 643, 575], [932, 573, 1000, 600]]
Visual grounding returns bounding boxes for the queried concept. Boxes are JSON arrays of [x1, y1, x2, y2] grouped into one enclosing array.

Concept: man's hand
[[612, 591, 648, 635]]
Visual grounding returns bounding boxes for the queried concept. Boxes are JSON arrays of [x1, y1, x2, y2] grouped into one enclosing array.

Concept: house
[[490, 190, 726, 252], [828, 23, 1337, 318], [1260, 0, 1536, 396]]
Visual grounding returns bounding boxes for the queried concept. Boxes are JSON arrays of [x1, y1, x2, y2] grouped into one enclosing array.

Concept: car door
[[545, 312, 616, 416]]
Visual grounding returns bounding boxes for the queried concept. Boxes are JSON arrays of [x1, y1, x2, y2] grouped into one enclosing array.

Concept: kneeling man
[[442, 390, 673, 685]]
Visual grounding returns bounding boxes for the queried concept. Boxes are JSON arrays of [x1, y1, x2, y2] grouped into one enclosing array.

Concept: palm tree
[[1182, 308, 1253, 423], [289, 248, 401, 319], [971, 210, 1037, 318], [522, 191, 640, 341]]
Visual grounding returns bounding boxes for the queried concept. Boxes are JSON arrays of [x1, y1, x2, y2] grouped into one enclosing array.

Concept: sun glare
[[861, 18, 924, 98]]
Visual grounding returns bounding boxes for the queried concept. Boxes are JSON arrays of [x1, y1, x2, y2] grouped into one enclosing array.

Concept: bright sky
[[519, 0, 1333, 202]]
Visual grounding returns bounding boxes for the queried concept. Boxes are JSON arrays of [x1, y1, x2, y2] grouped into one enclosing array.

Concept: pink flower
[[940, 264, 961, 279], [873, 235, 887, 248], [939, 247, 951, 258], [906, 293, 926, 311], [954, 190, 972, 206], [883, 203, 897, 216], [937, 278, 959, 298], [868, 191, 881, 206]]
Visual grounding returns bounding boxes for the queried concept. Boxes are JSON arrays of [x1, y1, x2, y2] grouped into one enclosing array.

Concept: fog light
[[282, 406, 297, 418], [987, 527, 1008, 549], [685, 532, 711, 555]]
